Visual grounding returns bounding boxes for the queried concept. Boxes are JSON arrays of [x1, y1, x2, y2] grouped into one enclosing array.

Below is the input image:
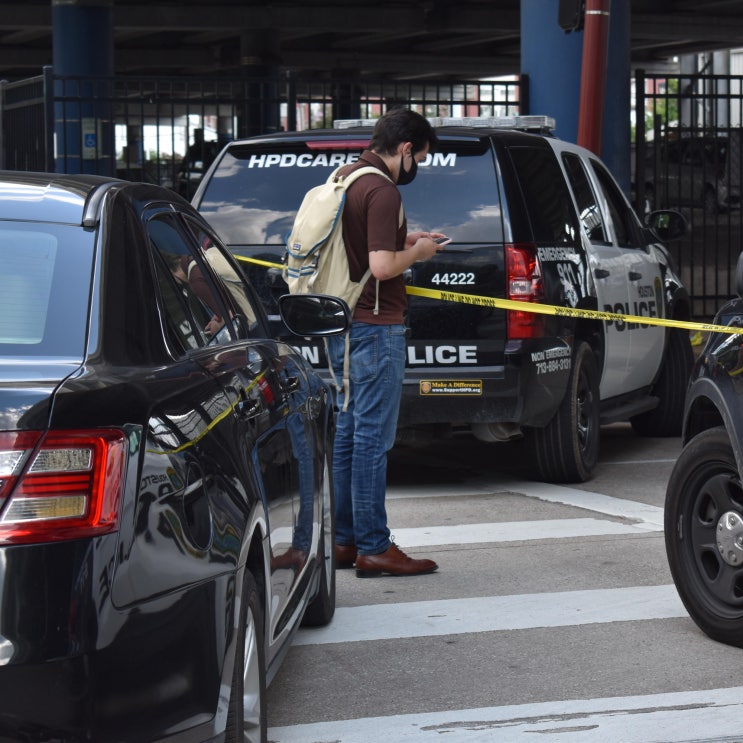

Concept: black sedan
[[0, 171, 348, 742], [666, 252, 743, 648]]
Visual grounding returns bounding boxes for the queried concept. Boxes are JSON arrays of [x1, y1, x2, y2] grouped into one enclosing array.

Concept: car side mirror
[[645, 209, 687, 242], [278, 294, 352, 336]]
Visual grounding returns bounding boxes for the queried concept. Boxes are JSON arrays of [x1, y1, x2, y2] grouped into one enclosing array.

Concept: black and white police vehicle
[[193, 115, 692, 483]]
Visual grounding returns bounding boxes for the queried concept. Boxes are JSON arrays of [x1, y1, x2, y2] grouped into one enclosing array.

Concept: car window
[[182, 217, 262, 332], [0, 224, 92, 358], [146, 214, 234, 353], [198, 139, 506, 246], [400, 140, 505, 243], [589, 159, 639, 247], [562, 152, 607, 242], [507, 145, 580, 244]]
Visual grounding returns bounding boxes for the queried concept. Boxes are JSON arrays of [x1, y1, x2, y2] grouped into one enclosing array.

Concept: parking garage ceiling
[[2, 1, 743, 82]]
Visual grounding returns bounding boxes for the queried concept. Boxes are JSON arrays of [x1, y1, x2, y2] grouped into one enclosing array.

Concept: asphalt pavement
[[266, 424, 743, 743]]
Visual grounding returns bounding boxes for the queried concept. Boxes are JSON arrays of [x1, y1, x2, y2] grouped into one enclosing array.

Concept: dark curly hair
[[369, 108, 439, 157]]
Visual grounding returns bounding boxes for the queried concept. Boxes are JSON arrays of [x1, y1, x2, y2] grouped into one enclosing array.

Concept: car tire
[[226, 570, 267, 743], [301, 452, 336, 627], [631, 328, 693, 437], [529, 341, 600, 483], [665, 426, 743, 647]]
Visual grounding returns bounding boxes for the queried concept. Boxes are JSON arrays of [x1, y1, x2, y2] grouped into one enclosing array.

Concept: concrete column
[[521, 0, 583, 142], [240, 29, 281, 136], [521, 0, 632, 193], [52, 0, 114, 174]]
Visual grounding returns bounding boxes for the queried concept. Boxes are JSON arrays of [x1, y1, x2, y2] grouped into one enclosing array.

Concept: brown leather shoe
[[355, 543, 438, 578], [335, 544, 357, 569]]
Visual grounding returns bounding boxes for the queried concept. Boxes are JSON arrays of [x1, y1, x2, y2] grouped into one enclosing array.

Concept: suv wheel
[[631, 328, 693, 436], [665, 427, 743, 647], [528, 341, 600, 483]]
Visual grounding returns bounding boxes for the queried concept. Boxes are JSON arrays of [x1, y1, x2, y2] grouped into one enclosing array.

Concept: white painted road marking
[[269, 686, 743, 743], [390, 517, 657, 547], [294, 584, 686, 645], [274, 479, 721, 743], [387, 480, 665, 530]]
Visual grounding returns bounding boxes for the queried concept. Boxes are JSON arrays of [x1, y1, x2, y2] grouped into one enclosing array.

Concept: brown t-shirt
[[338, 151, 408, 324]]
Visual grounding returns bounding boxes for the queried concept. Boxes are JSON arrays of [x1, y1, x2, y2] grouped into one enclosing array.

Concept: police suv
[[193, 115, 692, 483]]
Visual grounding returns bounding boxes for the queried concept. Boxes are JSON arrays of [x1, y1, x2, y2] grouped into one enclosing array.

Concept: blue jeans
[[327, 322, 406, 556]]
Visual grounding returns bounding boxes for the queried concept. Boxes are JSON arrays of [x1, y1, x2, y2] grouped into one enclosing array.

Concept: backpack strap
[[332, 164, 395, 411], [333, 164, 392, 188]]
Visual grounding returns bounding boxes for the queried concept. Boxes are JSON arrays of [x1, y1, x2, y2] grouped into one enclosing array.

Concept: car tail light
[[0, 429, 127, 545], [506, 243, 545, 339]]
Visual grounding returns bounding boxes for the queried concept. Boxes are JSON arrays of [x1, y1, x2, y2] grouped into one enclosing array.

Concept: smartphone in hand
[[433, 236, 451, 245]]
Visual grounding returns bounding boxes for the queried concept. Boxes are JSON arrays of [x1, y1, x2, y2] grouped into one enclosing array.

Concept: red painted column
[[577, 0, 611, 155]]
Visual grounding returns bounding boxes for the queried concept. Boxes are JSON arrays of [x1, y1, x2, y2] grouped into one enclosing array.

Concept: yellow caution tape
[[235, 254, 743, 336]]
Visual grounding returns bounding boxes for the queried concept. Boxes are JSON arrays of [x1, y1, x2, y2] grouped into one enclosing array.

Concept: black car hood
[[0, 362, 81, 431]]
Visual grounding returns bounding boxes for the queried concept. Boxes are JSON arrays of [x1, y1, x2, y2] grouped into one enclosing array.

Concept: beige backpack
[[284, 165, 395, 410]]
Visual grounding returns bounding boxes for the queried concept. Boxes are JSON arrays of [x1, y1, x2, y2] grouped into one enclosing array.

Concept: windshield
[[0, 223, 93, 359]]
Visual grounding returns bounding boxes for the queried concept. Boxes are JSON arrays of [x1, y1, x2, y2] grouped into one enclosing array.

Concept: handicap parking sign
[[82, 118, 98, 159]]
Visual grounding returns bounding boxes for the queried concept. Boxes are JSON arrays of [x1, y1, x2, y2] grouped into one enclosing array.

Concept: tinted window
[[589, 159, 640, 247], [508, 146, 579, 244], [0, 224, 93, 358], [402, 140, 504, 243], [146, 215, 234, 353], [182, 217, 261, 330], [562, 152, 606, 242], [199, 139, 505, 246]]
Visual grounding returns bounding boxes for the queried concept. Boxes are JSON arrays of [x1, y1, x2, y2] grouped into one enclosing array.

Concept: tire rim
[[688, 469, 743, 610], [242, 610, 263, 743]]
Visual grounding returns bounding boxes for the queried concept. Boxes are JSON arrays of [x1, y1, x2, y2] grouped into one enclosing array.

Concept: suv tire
[[528, 341, 600, 483], [631, 328, 693, 437], [665, 426, 743, 648]]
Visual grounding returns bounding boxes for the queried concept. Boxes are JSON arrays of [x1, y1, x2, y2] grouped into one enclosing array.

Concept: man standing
[[328, 108, 443, 578]]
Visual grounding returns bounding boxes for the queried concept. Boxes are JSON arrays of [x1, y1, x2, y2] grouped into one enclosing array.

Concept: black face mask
[[397, 153, 418, 186]]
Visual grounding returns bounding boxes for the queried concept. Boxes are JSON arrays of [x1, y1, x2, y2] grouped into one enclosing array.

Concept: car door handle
[[282, 375, 300, 394], [594, 268, 610, 279], [628, 271, 643, 281], [236, 390, 262, 419]]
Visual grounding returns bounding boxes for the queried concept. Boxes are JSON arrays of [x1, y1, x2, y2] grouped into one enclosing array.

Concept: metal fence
[[0, 67, 521, 198], [635, 70, 743, 320], [4, 66, 743, 319]]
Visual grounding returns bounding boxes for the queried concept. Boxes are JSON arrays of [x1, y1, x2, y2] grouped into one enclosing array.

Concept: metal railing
[[1, 67, 521, 199], [5, 66, 743, 319], [635, 70, 743, 320]]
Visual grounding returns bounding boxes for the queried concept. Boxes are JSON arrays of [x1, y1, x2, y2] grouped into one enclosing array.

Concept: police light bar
[[436, 115, 556, 132], [334, 115, 555, 133], [334, 119, 376, 129]]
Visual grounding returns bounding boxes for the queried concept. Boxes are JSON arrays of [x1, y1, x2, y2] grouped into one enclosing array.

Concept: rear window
[[197, 138, 505, 246], [507, 145, 580, 244], [0, 224, 93, 358]]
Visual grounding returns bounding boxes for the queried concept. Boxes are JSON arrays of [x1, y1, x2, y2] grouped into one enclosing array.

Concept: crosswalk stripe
[[268, 686, 743, 742], [294, 584, 686, 645], [387, 481, 665, 530], [390, 517, 657, 547]]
